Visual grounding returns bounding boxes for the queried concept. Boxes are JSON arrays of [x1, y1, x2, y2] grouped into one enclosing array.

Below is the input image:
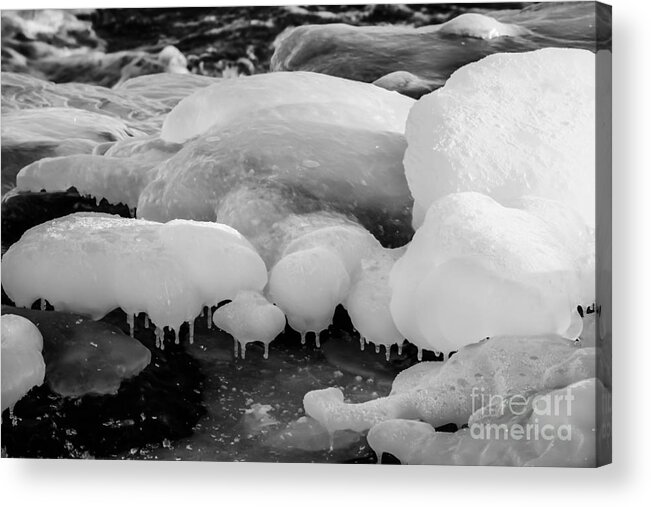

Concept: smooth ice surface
[[404, 48, 596, 228], [1, 213, 267, 333], [139, 114, 413, 246], [160, 71, 414, 143], [390, 193, 592, 354], [213, 291, 286, 357], [1, 314, 46, 412], [304, 333, 595, 433], [367, 378, 600, 466], [3, 307, 151, 398]]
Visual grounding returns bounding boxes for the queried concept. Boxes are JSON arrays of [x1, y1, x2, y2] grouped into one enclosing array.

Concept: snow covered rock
[[404, 48, 596, 228], [160, 71, 414, 143], [1, 213, 267, 340], [1, 314, 46, 412]]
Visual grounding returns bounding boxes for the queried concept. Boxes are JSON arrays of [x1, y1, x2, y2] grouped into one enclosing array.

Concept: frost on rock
[[1, 213, 267, 335], [390, 193, 593, 354], [1, 314, 46, 412], [367, 378, 601, 466], [213, 291, 286, 358], [3, 306, 151, 398], [303, 333, 595, 435], [160, 71, 414, 143], [139, 114, 414, 247], [404, 48, 596, 228]]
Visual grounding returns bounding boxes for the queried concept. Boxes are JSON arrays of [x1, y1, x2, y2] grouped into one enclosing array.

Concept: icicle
[[417, 347, 423, 361], [40, 299, 46, 311], [375, 344, 380, 354], [397, 344, 403, 356], [328, 432, 334, 452], [144, 314, 150, 329], [300, 332, 306, 345], [174, 328, 180, 345], [155, 327, 165, 350], [240, 342, 246, 359], [206, 306, 212, 328], [385, 345, 391, 362], [233, 337, 239, 357], [189, 320, 194, 344], [315, 334, 321, 348], [263, 343, 269, 359], [127, 313, 134, 338], [360, 336, 365, 351]]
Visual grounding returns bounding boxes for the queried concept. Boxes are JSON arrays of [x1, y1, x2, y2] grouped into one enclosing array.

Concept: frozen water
[[435, 13, 524, 39], [160, 71, 414, 143], [390, 193, 592, 354], [1, 314, 46, 412], [304, 333, 595, 433], [404, 48, 596, 228], [213, 291, 286, 358], [4, 307, 151, 398], [114, 72, 220, 108], [1, 213, 267, 334], [367, 378, 600, 466]]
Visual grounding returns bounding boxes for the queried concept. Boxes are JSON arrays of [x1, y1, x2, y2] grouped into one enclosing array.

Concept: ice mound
[[138, 115, 414, 246], [1, 314, 46, 412], [1, 106, 138, 192], [271, 3, 604, 91], [367, 378, 600, 466], [1, 213, 267, 341], [114, 72, 220, 108], [373, 71, 437, 99], [213, 291, 286, 359], [3, 307, 151, 398], [404, 48, 596, 228], [17, 154, 155, 210], [390, 193, 592, 354], [304, 333, 594, 434], [160, 71, 414, 143]]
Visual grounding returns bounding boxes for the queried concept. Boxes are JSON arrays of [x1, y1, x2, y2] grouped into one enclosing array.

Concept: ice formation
[[303, 333, 595, 435], [1, 213, 267, 343], [1, 314, 46, 412], [4, 307, 151, 397], [271, 3, 605, 90], [160, 71, 414, 143], [138, 114, 414, 246], [213, 291, 286, 359], [389, 192, 592, 354], [367, 378, 600, 466], [404, 48, 596, 228], [114, 72, 220, 107]]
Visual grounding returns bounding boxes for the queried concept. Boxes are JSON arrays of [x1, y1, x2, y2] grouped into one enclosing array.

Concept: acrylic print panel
[[0, 2, 611, 466]]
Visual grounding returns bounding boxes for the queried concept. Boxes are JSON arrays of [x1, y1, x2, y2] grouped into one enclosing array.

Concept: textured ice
[[1, 314, 46, 412], [304, 333, 594, 434], [114, 72, 220, 108], [368, 378, 600, 466], [389, 192, 592, 354], [3, 307, 151, 398], [271, 3, 605, 92], [139, 114, 413, 246], [213, 291, 286, 359], [404, 48, 596, 228], [1, 106, 138, 192], [1, 213, 267, 336], [160, 71, 415, 143]]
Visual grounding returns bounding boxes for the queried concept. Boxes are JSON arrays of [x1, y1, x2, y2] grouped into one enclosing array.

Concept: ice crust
[[367, 378, 600, 466], [404, 48, 596, 228], [389, 192, 592, 354], [303, 333, 595, 436], [1, 314, 46, 412], [1, 213, 267, 336], [160, 71, 415, 143]]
